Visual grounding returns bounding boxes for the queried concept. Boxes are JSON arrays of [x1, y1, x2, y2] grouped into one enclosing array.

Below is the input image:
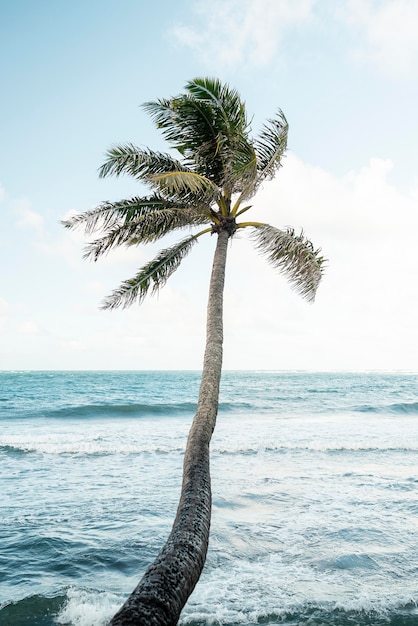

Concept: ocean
[[1, 370, 418, 626]]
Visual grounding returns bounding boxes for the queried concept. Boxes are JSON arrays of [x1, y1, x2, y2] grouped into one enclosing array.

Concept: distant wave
[[355, 401, 418, 415], [3, 441, 418, 458], [4, 400, 255, 421], [0, 444, 29, 457], [214, 444, 418, 456], [0, 442, 186, 457], [220, 401, 255, 411], [42, 401, 198, 419]]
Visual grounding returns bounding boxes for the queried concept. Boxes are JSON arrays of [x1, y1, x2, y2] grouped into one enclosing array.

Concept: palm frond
[[142, 97, 217, 157], [99, 145, 189, 181], [62, 195, 189, 235], [149, 171, 218, 197], [83, 207, 210, 261], [143, 78, 253, 193], [143, 78, 248, 153], [251, 224, 325, 302], [61, 207, 113, 233], [101, 234, 200, 309], [226, 139, 258, 198], [185, 77, 248, 136], [254, 110, 288, 184], [185, 79, 255, 193]]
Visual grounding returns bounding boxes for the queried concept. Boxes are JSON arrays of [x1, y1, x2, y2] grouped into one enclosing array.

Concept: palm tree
[[63, 77, 325, 625]]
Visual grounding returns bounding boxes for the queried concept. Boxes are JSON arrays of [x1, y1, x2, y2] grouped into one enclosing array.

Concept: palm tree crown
[[63, 77, 325, 307]]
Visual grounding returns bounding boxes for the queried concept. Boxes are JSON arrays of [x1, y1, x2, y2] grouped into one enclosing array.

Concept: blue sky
[[1, 0, 418, 370]]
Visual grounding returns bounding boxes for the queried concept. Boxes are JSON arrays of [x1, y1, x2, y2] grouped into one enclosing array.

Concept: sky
[[1, 0, 418, 371]]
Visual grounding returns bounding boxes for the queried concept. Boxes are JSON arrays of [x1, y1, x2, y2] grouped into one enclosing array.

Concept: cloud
[[173, 0, 418, 77], [0, 298, 10, 315], [3, 154, 417, 370], [249, 154, 416, 243], [14, 198, 44, 233], [221, 153, 418, 369], [17, 321, 42, 335], [0, 298, 10, 334], [58, 339, 87, 352], [171, 0, 315, 67], [48, 154, 418, 371], [0, 183, 5, 202], [341, 0, 418, 76]]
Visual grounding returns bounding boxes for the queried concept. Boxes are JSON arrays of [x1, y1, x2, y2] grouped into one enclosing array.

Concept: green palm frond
[[62, 195, 190, 234], [226, 139, 258, 202], [251, 223, 325, 302], [254, 110, 288, 184], [143, 78, 247, 155], [62, 205, 117, 234], [99, 145, 189, 181], [143, 78, 254, 193], [143, 96, 218, 160], [149, 171, 219, 197], [185, 79, 255, 193], [83, 206, 211, 261], [185, 77, 248, 137], [101, 234, 201, 309]]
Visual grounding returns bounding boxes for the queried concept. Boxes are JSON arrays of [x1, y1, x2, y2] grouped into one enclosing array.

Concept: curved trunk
[[109, 229, 229, 626]]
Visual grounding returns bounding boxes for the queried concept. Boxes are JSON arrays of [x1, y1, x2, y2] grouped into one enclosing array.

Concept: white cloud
[[341, 0, 418, 76], [58, 339, 87, 353], [14, 198, 44, 232], [171, 0, 315, 67], [221, 153, 418, 370], [17, 321, 42, 335], [54, 154, 417, 370], [0, 183, 5, 202], [172, 0, 418, 77], [0, 298, 10, 335], [250, 154, 415, 243], [3, 156, 417, 371], [48, 284, 208, 369], [0, 298, 10, 316], [23, 154, 418, 371]]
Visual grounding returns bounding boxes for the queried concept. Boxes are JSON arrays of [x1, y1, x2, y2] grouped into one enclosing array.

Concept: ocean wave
[[4, 400, 256, 421], [0, 589, 121, 626], [0, 593, 67, 625], [0, 442, 186, 457], [0, 444, 29, 457], [3, 589, 418, 626], [3, 440, 418, 458], [42, 401, 197, 419], [317, 553, 379, 571], [355, 401, 418, 415], [213, 444, 418, 456]]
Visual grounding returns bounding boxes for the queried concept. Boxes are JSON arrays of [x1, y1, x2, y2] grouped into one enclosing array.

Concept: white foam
[[180, 553, 418, 624], [0, 418, 189, 455], [55, 587, 123, 626]]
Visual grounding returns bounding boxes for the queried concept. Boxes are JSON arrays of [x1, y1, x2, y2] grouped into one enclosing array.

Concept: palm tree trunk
[[109, 229, 229, 626]]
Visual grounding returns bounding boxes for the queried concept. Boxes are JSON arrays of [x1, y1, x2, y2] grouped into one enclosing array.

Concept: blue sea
[[1, 370, 418, 626]]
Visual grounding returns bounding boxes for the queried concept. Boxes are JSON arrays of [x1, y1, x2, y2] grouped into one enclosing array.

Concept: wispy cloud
[[17, 321, 42, 335], [340, 0, 418, 76], [223, 153, 418, 369], [171, 0, 315, 68], [0, 298, 12, 335], [14, 198, 44, 233], [173, 0, 418, 78]]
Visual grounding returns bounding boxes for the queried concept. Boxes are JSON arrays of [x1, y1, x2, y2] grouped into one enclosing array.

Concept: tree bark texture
[[109, 229, 229, 625]]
